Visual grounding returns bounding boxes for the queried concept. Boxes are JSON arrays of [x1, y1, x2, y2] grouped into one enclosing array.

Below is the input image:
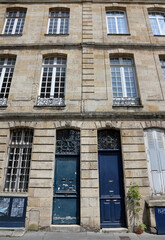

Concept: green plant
[[127, 182, 142, 228], [138, 223, 147, 230]]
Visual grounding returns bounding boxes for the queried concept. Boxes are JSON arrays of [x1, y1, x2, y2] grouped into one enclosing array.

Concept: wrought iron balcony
[[0, 98, 7, 106], [113, 97, 140, 106], [37, 97, 65, 106]]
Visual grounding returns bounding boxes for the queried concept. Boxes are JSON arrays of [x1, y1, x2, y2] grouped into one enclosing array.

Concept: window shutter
[[156, 130, 165, 193], [146, 130, 162, 194]]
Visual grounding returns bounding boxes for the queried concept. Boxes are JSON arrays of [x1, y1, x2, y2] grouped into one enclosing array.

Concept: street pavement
[[0, 231, 165, 240]]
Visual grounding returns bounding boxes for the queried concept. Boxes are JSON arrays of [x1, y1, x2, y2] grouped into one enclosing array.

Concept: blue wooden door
[[99, 151, 126, 228], [52, 155, 80, 224]]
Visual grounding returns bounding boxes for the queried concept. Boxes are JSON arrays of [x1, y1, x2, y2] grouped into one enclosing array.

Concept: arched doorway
[[98, 129, 126, 228]]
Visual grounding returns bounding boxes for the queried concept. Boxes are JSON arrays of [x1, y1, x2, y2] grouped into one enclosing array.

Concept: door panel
[[99, 151, 126, 228], [52, 156, 80, 224]]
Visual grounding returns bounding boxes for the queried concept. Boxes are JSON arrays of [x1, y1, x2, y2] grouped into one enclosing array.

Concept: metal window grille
[[37, 56, 66, 106], [106, 11, 128, 34], [4, 128, 33, 192], [149, 12, 165, 36], [3, 10, 26, 35], [48, 10, 69, 34], [0, 57, 16, 106], [160, 58, 165, 81], [110, 57, 140, 106]]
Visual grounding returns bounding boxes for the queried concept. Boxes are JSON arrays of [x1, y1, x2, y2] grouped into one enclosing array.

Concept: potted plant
[[127, 182, 146, 234], [136, 223, 147, 234]]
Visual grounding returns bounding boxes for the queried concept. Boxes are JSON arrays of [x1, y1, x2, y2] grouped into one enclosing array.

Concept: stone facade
[[0, 0, 165, 233]]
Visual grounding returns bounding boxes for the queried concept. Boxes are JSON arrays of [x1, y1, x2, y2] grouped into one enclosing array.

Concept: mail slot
[[155, 207, 165, 234]]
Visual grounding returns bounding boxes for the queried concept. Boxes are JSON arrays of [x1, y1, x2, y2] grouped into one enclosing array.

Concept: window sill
[[107, 33, 130, 36], [146, 198, 165, 207], [0, 34, 22, 37], [44, 34, 69, 37], [153, 35, 165, 37], [34, 105, 66, 109], [113, 104, 143, 108]]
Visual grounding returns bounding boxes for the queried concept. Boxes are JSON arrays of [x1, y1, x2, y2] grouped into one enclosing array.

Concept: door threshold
[[50, 224, 80, 233], [101, 228, 128, 233]]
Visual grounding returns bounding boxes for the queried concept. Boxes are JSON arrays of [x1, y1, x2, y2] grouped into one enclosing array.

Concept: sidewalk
[[0, 231, 165, 240]]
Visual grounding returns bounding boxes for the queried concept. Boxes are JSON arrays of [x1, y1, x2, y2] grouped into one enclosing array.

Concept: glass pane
[[150, 18, 160, 35], [117, 17, 127, 34], [159, 19, 165, 35], [107, 17, 116, 34]]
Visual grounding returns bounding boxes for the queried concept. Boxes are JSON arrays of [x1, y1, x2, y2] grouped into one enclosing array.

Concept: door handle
[[105, 200, 111, 202], [109, 190, 114, 193], [113, 200, 117, 202], [108, 180, 113, 183]]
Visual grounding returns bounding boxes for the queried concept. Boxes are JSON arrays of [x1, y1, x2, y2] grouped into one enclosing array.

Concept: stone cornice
[[0, 112, 164, 121], [1, 42, 165, 50], [0, 0, 165, 3]]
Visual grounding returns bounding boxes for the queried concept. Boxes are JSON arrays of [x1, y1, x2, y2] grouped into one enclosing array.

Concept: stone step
[[101, 228, 128, 233], [50, 225, 81, 233], [0, 228, 25, 237]]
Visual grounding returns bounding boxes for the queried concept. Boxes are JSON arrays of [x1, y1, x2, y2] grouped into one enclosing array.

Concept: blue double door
[[99, 151, 126, 228]]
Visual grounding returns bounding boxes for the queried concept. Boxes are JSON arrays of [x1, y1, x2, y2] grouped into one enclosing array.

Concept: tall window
[[144, 129, 165, 195], [110, 57, 139, 106], [0, 57, 16, 105], [106, 11, 128, 34], [48, 9, 69, 34], [4, 128, 33, 192], [37, 56, 66, 106], [160, 58, 165, 81], [149, 12, 165, 35], [3, 10, 26, 35]]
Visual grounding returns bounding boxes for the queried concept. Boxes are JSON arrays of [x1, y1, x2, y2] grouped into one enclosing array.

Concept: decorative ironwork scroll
[[37, 97, 65, 106], [113, 97, 140, 106], [56, 129, 80, 155], [0, 98, 7, 106], [98, 130, 121, 150]]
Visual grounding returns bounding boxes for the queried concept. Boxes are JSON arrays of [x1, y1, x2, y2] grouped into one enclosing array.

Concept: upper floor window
[[106, 11, 128, 34], [3, 9, 26, 35], [48, 9, 69, 35], [110, 57, 140, 106], [37, 56, 66, 106], [149, 12, 165, 35], [0, 57, 16, 106], [160, 58, 165, 81], [144, 129, 165, 195], [4, 128, 34, 192]]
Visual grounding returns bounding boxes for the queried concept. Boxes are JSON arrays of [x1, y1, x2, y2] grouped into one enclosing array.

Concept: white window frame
[[160, 58, 165, 81], [106, 11, 128, 34], [47, 10, 69, 35], [37, 56, 66, 106], [0, 57, 16, 105], [3, 10, 26, 35], [110, 57, 138, 97], [149, 12, 165, 35], [144, 129, 165, 195]]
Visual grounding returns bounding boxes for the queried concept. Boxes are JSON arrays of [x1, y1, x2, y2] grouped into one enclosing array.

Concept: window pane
[[48, 10, 69, 34], [117, 17, 127, 34], [107, 17, 116, 34], [4, 11, 26, 35], [159, 19, 165, 35], [4, 129, 33, 192]]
